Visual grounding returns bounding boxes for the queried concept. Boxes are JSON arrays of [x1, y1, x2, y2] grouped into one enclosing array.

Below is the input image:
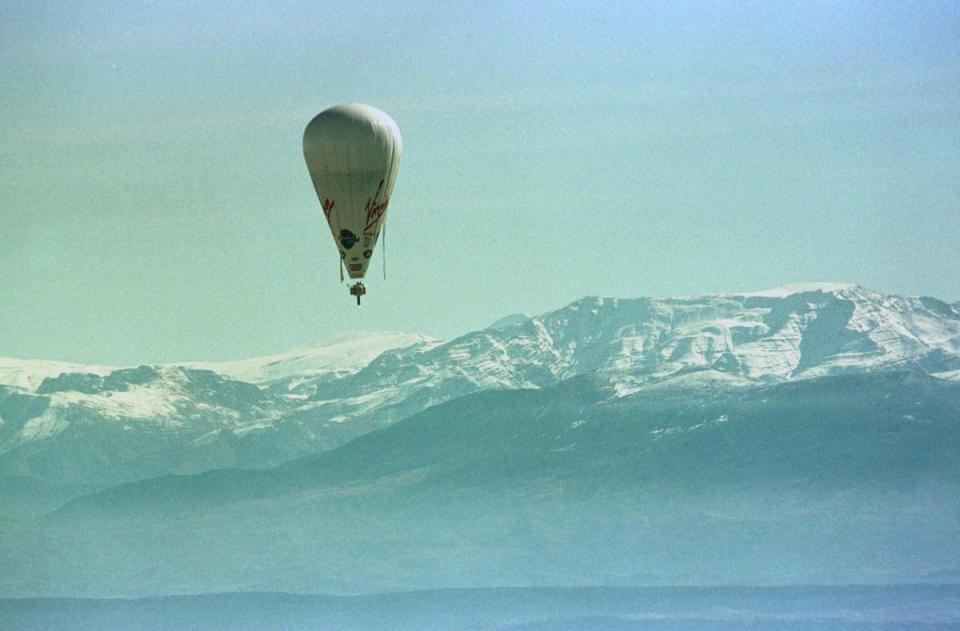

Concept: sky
[[2, 1, 959, 365]]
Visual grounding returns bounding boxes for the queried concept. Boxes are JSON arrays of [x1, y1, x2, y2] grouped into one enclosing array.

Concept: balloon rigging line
[[334, 200, 345, 283]]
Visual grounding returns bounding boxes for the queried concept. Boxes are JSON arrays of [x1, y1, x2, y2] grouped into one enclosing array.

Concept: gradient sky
[[2, 1, 959, 365]]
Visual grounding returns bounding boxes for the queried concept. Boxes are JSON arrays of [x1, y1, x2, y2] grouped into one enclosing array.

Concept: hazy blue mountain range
[[0, 332, 436, 487], [2, 369, 959, 596], [4, 584, 959, 630], [1, 283, 958, 490], [0, 284, 958, 599]]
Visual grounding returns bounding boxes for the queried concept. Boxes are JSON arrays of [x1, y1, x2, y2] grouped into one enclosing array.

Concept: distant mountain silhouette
[[0, 370, 954, 597], [1, 284, 958, 488]]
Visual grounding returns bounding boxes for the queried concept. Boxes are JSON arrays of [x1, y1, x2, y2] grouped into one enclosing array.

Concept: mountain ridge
[[16, 369, 960, 596], [53, 368, 960, 515], [2, 283, 959, 488], [2, 283, 959, 596]]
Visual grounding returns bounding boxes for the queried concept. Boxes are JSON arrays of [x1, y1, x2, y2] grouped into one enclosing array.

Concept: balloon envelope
[[303, 104, 402, 279]]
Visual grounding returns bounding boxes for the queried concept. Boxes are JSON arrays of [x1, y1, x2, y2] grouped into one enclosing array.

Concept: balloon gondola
[[349, 281, 366, 306]]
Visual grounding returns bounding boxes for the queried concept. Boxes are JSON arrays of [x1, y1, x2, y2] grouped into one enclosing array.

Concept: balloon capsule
[[349, 282, 366, 306]]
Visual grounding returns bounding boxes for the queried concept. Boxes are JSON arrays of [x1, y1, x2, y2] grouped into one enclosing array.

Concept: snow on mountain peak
[[0, 332, 438, 394], [486, 314, 530, 332], [3, 284, 959, 486], [308, 284, 959, 429], [0, 358, 117, 392], [739, 282, 860, 298], [182, 331, 438, 385], [382, 284, 959, 404]]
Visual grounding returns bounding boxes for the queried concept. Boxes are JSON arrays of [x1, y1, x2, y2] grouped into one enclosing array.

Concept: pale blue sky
[[2, 1, 959, 364]]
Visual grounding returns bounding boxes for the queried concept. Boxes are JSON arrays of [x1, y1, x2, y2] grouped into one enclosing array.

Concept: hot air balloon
[[303, 104, 402, 305]]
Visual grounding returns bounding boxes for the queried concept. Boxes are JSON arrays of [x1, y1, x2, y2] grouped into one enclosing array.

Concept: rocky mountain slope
[[5, 370, 958, 596], [1, 284, 958, 488], [0, 333, 433, 486]]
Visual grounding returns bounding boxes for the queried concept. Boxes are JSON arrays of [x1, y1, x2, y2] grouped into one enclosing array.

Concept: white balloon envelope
[[303, 104, 402, 302]]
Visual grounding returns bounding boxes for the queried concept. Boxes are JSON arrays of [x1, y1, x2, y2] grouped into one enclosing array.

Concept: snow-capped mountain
[[1, 284, 958, 487], [18, 370, 960, 595], [0, 358, 117, 392], [0, 331, 434, 393], [0, 332, 433, 485], [296, 282, 960, 423], [0, 365, 291, 484], [184, 331, 437, 386]]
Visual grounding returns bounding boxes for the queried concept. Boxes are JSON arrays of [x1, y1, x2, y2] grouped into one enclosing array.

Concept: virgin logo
[[322, 198, 335, 219], [364, 180, 389, 234]]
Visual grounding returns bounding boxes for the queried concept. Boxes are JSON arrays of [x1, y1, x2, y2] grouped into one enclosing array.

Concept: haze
[[2, 2, 958, 365]]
